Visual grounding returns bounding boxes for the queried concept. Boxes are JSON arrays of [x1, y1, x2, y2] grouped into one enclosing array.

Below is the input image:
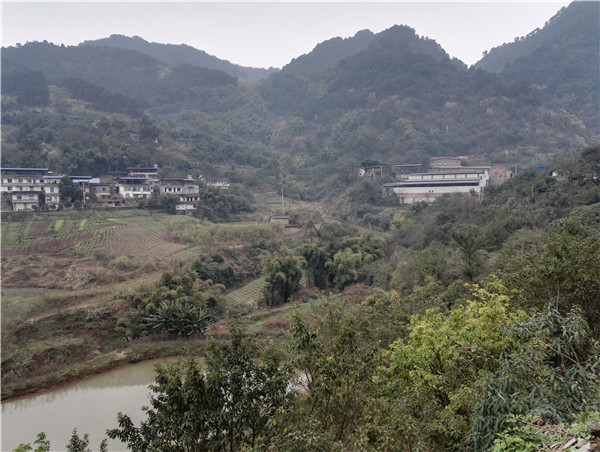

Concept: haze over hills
[[1, 0, 598, 193], [81, 34, 277, 84]]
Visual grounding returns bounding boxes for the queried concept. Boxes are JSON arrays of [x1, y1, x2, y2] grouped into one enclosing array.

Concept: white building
[[116, 176, 158, 199], [382, 170, 490, 204], [1, 168, 48, 211]]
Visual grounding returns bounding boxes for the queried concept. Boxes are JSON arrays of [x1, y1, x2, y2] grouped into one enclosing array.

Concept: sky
[[1, 1, 571, 69]]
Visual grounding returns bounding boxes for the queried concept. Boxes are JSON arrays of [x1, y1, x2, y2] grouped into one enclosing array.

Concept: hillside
[[475, 1, 599, 129], [257, 23, 596, 170], [3, 147, 599, 451], [1, 1, 599, 194], [81, 34, 277, 84], [475, 2, 597, 73]]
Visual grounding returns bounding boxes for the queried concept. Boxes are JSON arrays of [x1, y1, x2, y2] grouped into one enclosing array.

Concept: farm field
[[1, 210, 189, 260], [226, 276, 265, 308], [1, 208, 301, 399]]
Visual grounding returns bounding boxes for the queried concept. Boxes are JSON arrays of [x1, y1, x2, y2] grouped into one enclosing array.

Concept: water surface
[[1, 357, 180, 452]]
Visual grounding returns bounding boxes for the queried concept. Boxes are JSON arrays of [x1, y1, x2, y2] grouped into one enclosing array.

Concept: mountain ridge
[[81, 34, 277, 84], [1, 2, 598, 182]]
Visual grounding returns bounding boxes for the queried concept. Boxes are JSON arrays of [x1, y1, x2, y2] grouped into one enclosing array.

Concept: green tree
[[472, 306, 600, 450], [281, 311, 376, 449], [298, 243, 329, 289], [497, 219, 600, 337], [107, 326, 291, 452], [65, 429, 108, 452], [373, 279, 527, 451], [326, 248, 369, 290], [59, 176, 83, 206], [391, 241, 448, 292], [262, 247, 304, 305], [450, 225, 487, 281], [12, 433, 50, 452]]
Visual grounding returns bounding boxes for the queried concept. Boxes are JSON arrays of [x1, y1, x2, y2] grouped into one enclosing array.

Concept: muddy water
[[1, 357, 181, 452]]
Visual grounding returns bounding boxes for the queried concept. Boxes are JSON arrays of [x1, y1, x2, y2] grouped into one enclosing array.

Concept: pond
[[1, 357, 181, 452]]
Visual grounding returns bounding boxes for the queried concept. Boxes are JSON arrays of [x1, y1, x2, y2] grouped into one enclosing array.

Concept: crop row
[[2, 231, 94, 258], [226, 277, 265, 305]]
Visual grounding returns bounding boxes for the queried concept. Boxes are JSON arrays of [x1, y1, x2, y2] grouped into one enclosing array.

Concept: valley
[[2, 2, 599, 450]]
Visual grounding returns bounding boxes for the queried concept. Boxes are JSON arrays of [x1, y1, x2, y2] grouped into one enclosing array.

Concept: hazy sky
[[2, 1, 571, 69]]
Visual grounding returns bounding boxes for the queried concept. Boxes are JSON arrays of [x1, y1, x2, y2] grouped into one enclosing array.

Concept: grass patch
[[167, 217, 284, 249], [1, 223, 20, 247], [1, 291, 50, 323]]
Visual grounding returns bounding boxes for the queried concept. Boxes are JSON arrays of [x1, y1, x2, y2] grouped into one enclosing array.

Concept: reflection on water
[[1, 357, 180, 452]]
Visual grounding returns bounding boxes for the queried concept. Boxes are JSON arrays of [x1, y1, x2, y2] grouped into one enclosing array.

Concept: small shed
[[270, 215, 290, 227]]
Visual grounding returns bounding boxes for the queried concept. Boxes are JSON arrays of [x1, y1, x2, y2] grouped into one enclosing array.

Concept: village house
[[1, 168, 48, 211], [89, 181, 113, 201], [116, 176, 158, 199], [1, 165, 206, 213], [42, 174, 62, 209], [160, 176, 200, 211]]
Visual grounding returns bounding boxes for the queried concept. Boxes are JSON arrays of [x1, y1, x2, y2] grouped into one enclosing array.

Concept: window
[[7, 186, 12, 191], [29, 195, 35, 200], [7, 179, 12, 183], [16, 195, 22, 200]]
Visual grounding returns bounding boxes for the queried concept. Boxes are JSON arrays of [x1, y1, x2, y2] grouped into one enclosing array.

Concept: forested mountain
[[257, 23, 596, 167], [1, 42, 239, 109], [475, 1, 600, 130], [475, 2, 597, 73], [275, 29, 375, 79], [81, 34, 277, 84], [1, 1, 598, 189]]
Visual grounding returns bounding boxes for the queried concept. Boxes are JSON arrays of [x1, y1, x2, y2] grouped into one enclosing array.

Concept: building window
[[7, 179, 12, 183], [7, 186, 12, 191]]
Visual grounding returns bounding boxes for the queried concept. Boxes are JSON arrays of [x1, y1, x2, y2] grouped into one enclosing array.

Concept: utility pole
[[281, 187, 284, 208]]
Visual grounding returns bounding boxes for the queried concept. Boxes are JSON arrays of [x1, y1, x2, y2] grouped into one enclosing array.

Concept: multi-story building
[[116, 176, 157, 199], [1, 168, 49, 211], [161, 176, 200, 211], [160, 177, 199, 196], [1, 166, 205, 212], [43, 175, 62, 209]]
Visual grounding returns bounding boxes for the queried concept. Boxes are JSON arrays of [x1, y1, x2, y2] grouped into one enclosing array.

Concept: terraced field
[[1, 210, 188, 260], [226, 277, 265, 307]]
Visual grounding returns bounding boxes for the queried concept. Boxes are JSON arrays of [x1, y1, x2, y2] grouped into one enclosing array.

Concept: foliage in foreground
[[106, 326, 292, 452]]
